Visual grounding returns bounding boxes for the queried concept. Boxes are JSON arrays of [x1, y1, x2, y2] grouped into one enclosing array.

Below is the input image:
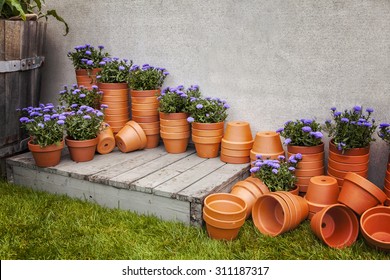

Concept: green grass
[[0, 180, 388, 260]]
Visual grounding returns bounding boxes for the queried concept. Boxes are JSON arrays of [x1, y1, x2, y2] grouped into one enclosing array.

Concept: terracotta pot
[[102, 101, 129, 109], [250, 150, 285, 161], [159, 112, 189, 120], [138, 121, 160, 130], [287, 143, 324, 154], [160, 131, 190, 154], [203, 193, 247, 221], [329, 140, 369, 156], [310, 204, 359, 248], [386, 170, 390, 181], [222, 121, 253, 142], [221, 138, 254, 150], [220, 154, 250, 164], [328, 150, 370, 164], [338, 172, 387, 215], [328, 157, 368, 172], [160, 118, 189, 127], [192, 135, 223, 144], [295, 176, 311, 186], [385, 179, 390, 189], [360, 206, 390, 251], [327, 165, 368, 179], [103, 119, 128, 128], [144, 134, 160, 149], [251, 191, 308, 237], [104, 113, 129, 122], [383, 185, 390, 197], [131, 109, 159, 117], [104, 107, 130, 116], [131, 102, 159, 110], [192, 128, 224, 137], [75, 68, 101, 89], [101, 93, 128, 102], [115, 121, 147, 152], [305, 176, 339, 205], [192, 141, 222, 158], [65, 137, 98, 162], [98, 82, 128, 90], [203, 211, 246, 241], [97, 123, 115, 154], [142, 127, 160, 135], [28, 140, 64, 167], [327, 172, 345, 187], [288, 151, 324, 162], [221, 147, 251, 157], [131, 96, 159, 104], [245, 177, 270, 194], [192, 122, 224, 131], [294, 166, 324, 177], [132, 115, 160, 123], [160, 124, 190, 133], [289, 185, 300, 196], [296, 160, 324, 169], [131, 89, 160, 97], [252, 131, 284, 155]]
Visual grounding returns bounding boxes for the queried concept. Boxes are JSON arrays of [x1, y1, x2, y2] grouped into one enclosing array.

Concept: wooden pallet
[[6, 145, 250, 227]]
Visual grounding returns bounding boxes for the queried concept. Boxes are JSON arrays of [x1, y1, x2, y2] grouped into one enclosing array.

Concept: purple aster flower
[[99, 61, 106, 66], [38, 123, 44, 128], [96, 111, 104, 117], [163, 71, 169, 76], [57, 120, 65, 125], [341, 118, 349, 123], [196, 104, 203, 109], [278, 155, 285, 161], [19, 117, 29, 123], [334, 111, 341, 116], [250, 167, 260, 173], [96, 75, 101, 79], [366, 108, 374, 113], [272, 168, 278, 174], [86, 60, 93, 66], [302, 126, 312, 133], [187, 116, 195, 123], [85, 50, 92, 55], [380, 123, 390, 128], [70, 104, 78, 108], [100, 104, 109, 109], [119, 65, 125, 71], [223, 103, 230, 109], [330, 107, 336, 111], [83, 115, 91, 120], [295, 153, 302, 160], [284, 138, 292, 145], [353, 105, 362, 112], [79, 93, 86, 98], [59, 115, 67, 120], [92, 85, 98, 90], [80, 105, 88, 110], [98, 45, 104, 50], [256, 154, 262, 159], [288, 167, 296, 171]]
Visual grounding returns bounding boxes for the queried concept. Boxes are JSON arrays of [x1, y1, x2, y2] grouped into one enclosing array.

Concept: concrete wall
[[41, 0, 390, 185]]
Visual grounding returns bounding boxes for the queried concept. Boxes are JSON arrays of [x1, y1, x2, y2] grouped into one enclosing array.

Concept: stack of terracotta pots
[[327, 140, 370, 186], [287, 143, 325, 196], [76, 68, 101, 90], [159, 112, 190, 154], [96, 122, 116, 154], [360, 206, 390, 251], [192, 122, 224, 158], [203, 193, 247, 240], [220, 121, 254, 164], [115, 120, 147, 153], [251, 191, 308, 236], [250, 131, 285, 163], [303, 176, 340, 220], [230, 177, 270, 219], [130, 89, 160, 149], [99, 83, 130, 134]]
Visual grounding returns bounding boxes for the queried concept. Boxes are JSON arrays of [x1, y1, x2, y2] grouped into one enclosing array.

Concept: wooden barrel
[[0, 19, 47, 175]]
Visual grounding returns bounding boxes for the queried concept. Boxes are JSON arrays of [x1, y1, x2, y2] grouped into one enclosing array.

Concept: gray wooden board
[[11, 165, 191, 224]]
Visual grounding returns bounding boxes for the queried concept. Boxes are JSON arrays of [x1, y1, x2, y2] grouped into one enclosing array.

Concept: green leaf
[[7, 0, 27, 20], [46, 9, 69, 35]]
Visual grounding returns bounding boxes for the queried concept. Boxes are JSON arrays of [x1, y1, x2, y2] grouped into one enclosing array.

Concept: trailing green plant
[[96, 57, 132, 84], [250, 154, 302, 192], [0, 0, 69, 35], [67, 44, 110, 70], [186, 96, 229, 124], [378, 122, 390, 145], [129, 64, 169, 90], [276, 119, 323, 147], [157, 85, 201, 114], [18, 103, 67, 147], [65, 105, 105, 140], [324, 106, 377, 153], [58, 84, 103, 110]]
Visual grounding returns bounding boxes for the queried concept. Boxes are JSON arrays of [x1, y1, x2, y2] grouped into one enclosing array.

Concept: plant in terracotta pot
[[186, 95, 230, 158], [129, 63, 169, 92], [276, 119, 324, 194], [59, 84, 104, 110], [157, 85, 201, 153], [18, 103, 67, 167], [250, 154, 302, 194], [64, 105, 105, 162], [324, 106, 377, 183]]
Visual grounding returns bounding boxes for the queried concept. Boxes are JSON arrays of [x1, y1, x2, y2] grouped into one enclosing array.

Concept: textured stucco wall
[[41, 0, 390, 185]]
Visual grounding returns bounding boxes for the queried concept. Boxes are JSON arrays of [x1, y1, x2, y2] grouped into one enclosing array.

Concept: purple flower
[[70, 104, 78, 108], [119, 65, 125, 71], [223, 103, 230, 109], [83, 115, 91, 120], [100, 104, 109, 109], [187, 116, 195, 123], [98, 45, 104, 50], [57, 120, 65, 125], [353, 106, 362, 112], [334, 111, 341, 116], [272, 169, 278, 174], [284, 138, 292, 145], [278, 155, 285, 161], [99, 61, 106, 66], [330, 107, 336, 111], [92, 85, 98, 90], [86, 60, 93, 66], [79, 93, 86, 98], [295, 153, 302, 160], [256, 154, 262, 160], [196, 104, 203, 109], [366, 108, 374, 113], [250, 167, 260, 173], [96, 111, 104, 117], [288, 167, 296, 171], [380, 123, 390, 128], [85, 50, 92, 55], [38, 123, 44, 128], [341, 118, 349, 123], [302, 126, 312, 133]]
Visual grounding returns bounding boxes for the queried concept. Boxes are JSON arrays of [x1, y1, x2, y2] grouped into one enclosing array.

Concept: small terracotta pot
[[289, 185, 300, 196], [203, 193, 247, 221], [223, 121, 253, 142], [104, 119, 128, 128], [115, 121, 147, 152], [160, 124, 190, 133], [221, 138, 254, 150], [160, 131, 190, 154], [383, 185, 390, 197], [192, 136, 222, 158], [97, 123, 115, 154], [327, 172, 345, 187], [132, 115, 160, 123], [159, 112, 189, 120], [287, 143, 324, 154], [273, 191, 308, 228], [252, 131, 284, 155], [329, 140, 369, 156], [360, 206, 390, 251], [295, 176, 312, 186], [328, 150, 370, 164], [328, 157, 369, 172], [28, 140, 64, 167], [221, 147, 251, 157], [75, 68, 101, 89], [65, 137, 98, 162], [203, 211, 246, 241], [288, 152, 324, 162], [305, 176, 339, 205], [338, 172, 387, 215], [131, 89, 160, 97], [310, 204, 359, 248], [386, 170, 390, 181], [142, 127, 160, 135], [101, 88, 129, 97], [192, 128, 224, 137], [144, 134, 160, 149], [385, 179, 390, 188], [131, 96, 159, 104], [220, 153, 250, 164]]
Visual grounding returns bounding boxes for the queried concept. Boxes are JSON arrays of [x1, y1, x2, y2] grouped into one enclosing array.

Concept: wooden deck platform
[[6, 145, 250, 227]]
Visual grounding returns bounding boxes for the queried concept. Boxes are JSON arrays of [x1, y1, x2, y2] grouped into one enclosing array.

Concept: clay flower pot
[[252, 191, 308, 236], [203, 193, 247, 240], [360, 206, 390, 251], [252, 131, 284, 155], [310, 204, 359, 248], [96, 123, 115, 154], [338, 172, 387, 215], [329, 140, 369, 156], [139, 122, 161, 149], [131, 89, 160, 97], [160, 131, 190, 154], [132, 115, 160, 123], [131, 102, 159, 110], [75, 68, 101, 89], [192, 135, 223, 158], [28, 140, 64, 167], [131, 109, 159, 117], [65, 137, 98, 163], [159, 112, 190, 154], [131, 96, 159, 104], [223, 121, 253, 143], [115, 121, 147, 153], [287, 143, 324, 155]]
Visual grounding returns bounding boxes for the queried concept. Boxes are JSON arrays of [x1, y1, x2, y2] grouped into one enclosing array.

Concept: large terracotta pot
[[28, 140, 64, 167], [96, 123, 115, 154], [338, 172, 387, 215], [159, 112, 190, 154], [250, 131, 285, 161], [65, 137, 98, 162], [75, 68, 101, 89], [310, 204, 359, 248], [360, 206, 390, 251]]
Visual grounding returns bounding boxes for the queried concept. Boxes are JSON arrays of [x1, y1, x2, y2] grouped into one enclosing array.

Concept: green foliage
[[324, 106, 377, 153], [96, 57, 132, 84], [378, 123, 390, 145], [65, 105, 104, 140], [58, 84, 103, 110], [277, 119, 323, 147], [1, 180, 388, 260], [250, 154, 302, 192], [186, 96, 229, 124], [129, 64, 169, 90], [157, 85, 201, 114], [67, 44, 110, 70], [18, 103, 66, 147], [0, 0, 69, 35]]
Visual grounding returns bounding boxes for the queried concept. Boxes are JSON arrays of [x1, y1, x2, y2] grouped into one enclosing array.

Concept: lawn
[[0, 180, 388, 260]]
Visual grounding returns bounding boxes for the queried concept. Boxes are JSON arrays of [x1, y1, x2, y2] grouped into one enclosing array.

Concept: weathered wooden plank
[[132, 153, 207, 193], [11, 165, 191, 224], [0, 20, 6, 148], [108, 149, 196, 191], [152, 157, 227, 198], [26, 21, 38, 106]]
